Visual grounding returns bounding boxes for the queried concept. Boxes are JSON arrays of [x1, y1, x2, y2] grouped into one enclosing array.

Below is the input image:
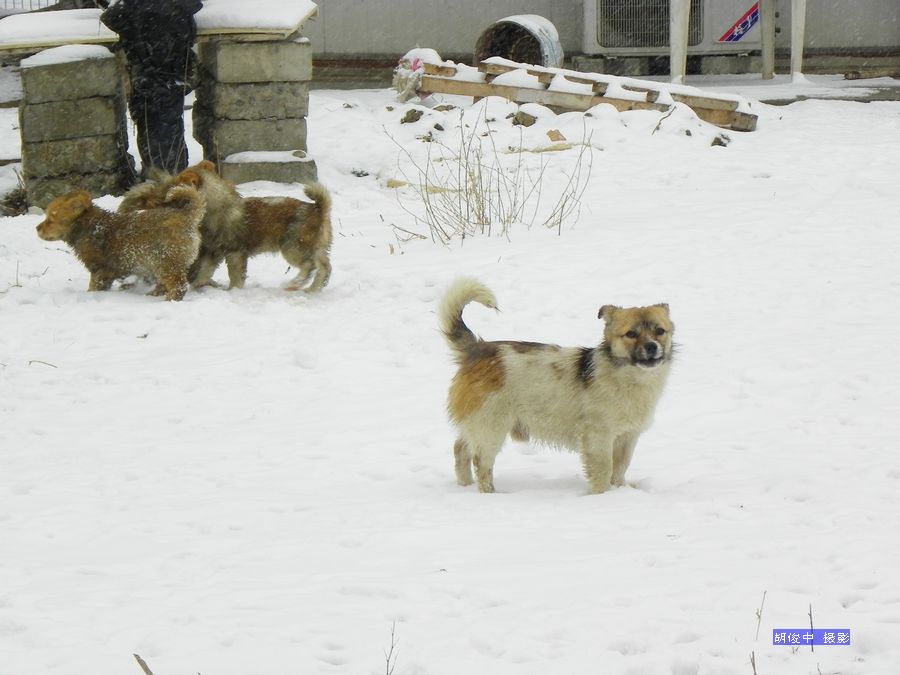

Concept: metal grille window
[[0, 1, 57, 10], [598, 0, 704, 48]]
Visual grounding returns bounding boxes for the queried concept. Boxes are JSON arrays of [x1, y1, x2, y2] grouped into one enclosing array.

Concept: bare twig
[[750, 650, 758, 675], [391, 224, 428, 242], [133, 654, 154, 675], [0, 261, 22, 294], [651, 105, 677, 135], [755, 590, 767, 640], [808, 603, 815, 653], [27, 360, 58, 369], [384, 621, 400, 675]]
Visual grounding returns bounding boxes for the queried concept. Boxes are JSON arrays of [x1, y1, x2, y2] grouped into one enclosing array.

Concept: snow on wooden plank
[[420, 58, 757, 132], [419, 75, 669, 115], [0, 1, 318, 51]]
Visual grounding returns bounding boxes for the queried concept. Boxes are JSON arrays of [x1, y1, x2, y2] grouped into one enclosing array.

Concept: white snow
[[399, 48, 443, 67], [194, 0, 318, 33], [224, 150, 313, 164], [2, 61, 900, 675], [0, 8, 112, 47], [0, 1, 318, 48], [491, 69, 543, 89], [19, 43, 112, 68]]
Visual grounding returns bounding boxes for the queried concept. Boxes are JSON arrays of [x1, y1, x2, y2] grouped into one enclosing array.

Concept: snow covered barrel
[[474, 15, 564, 68]]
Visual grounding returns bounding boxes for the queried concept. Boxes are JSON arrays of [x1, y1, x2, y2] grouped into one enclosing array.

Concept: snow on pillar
[[669, 0, 690, 84], [759, 0, 776, 80], [791, 0, 808, 82]]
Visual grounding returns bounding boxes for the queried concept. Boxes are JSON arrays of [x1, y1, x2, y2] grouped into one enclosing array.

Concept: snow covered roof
[[0, 0, 318, 51]]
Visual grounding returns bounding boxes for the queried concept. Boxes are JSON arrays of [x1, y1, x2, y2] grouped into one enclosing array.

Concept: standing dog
[[439, 277, 674, 493], [36, 182, 205, 301], [118, 160, 332, 292]]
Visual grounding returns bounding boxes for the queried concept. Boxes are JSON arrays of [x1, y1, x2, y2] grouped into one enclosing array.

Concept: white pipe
[[759, 0, 776, 79], [791, 0, 808, 81], [669, 0, 690, 84]]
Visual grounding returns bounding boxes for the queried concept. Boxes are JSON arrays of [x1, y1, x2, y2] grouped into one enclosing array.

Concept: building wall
[[305, 0, 899, 59], [305, 0, 584, 59], [790, 0, 900, 50]]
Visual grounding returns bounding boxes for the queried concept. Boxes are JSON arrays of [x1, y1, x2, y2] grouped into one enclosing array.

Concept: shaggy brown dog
[[119, 160, 332, 292], [37, 182, 205, 301], [439, 277, 674, 494]]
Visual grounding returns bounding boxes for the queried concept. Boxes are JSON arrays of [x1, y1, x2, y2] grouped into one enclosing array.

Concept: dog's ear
[[598, 304, 620, 321], [195, 160, 217, 174], [653, 302, 670, 316], [176, 170, 201, 189], [68, 190, 93, 213]]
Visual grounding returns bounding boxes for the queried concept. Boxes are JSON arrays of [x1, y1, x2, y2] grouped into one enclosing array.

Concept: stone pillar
[[19, 45, 135, 208], [193, 37, 317, 185]]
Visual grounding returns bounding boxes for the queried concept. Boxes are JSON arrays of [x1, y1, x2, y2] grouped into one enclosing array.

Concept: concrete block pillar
[[18, 45, 135, 208], [193, 37, 318, 185]]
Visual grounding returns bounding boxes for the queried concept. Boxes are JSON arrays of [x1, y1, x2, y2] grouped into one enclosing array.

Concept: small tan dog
[[37, 182, 205, 301], [439, 277, 674, 494], [119, 160, 332, 292]]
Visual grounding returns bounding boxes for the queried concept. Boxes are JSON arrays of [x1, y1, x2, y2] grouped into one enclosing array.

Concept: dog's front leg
[[580, 434, 614, 494], [611, 433, 639, 486], [88, 270, 114, 291]]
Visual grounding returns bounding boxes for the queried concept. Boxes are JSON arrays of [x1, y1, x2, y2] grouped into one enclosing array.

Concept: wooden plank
[[671, 93, 739, 112], [622, 85, 660, 102], [480, 62, 613, 97], [479, 61, 554, 86], [0, 4, 318, 52], [420, 75, 669, 114], [419, 74, 756, 132], [423, 62, 458, 77]]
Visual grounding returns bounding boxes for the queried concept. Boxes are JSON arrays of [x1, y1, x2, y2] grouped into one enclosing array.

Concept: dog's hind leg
[[468, 432, 505, 493], [284, 259, 314, 291], [453, 438, 474, 486], [282, 245, 331, 293], [189, 252, 224, 288], [304, 253, 332, 293], [225, 252, 248, 289]]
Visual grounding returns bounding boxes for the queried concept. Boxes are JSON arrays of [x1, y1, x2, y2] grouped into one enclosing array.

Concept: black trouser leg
[[130, 85, 189, 176]]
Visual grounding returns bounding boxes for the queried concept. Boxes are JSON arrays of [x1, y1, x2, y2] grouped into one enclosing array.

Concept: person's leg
[[130, 84, 189, 176]]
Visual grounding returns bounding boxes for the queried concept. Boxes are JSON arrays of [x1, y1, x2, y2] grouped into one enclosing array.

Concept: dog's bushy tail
[[302, 183, 333, 246], [439, 277, 497, 362], [118, 174, 173, 213], [301, 182, 333, 291], [164, 184, 206, 218]]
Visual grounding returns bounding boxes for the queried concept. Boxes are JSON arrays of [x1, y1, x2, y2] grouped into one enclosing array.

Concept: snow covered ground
[[1, 68, 900, 675]]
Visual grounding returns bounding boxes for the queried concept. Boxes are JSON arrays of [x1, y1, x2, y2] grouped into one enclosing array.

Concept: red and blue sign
[[718, 2, 760, 42]]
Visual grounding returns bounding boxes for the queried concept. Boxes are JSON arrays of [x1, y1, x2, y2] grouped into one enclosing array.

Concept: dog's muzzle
[[634, 341, 665, 368]]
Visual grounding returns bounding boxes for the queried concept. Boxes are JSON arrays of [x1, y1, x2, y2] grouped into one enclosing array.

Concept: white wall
[[302, 0, 899, 59], [305, 0, 584, 58]]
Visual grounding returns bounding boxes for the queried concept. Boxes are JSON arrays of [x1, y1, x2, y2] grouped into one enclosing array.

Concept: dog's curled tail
[[303, 183, 331, 248], [164, 183, 205, 214], [302, 182, 333, 291], [439, 277, 497, 361]]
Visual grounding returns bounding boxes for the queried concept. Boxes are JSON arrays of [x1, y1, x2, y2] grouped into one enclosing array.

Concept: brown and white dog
[[118, 160, 332, 292], [37, 183, 205, 301], [439, 277, 674, 494]]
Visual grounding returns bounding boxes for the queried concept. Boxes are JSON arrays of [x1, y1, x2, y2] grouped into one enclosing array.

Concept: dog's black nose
[[644, 342, 658, 356]]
